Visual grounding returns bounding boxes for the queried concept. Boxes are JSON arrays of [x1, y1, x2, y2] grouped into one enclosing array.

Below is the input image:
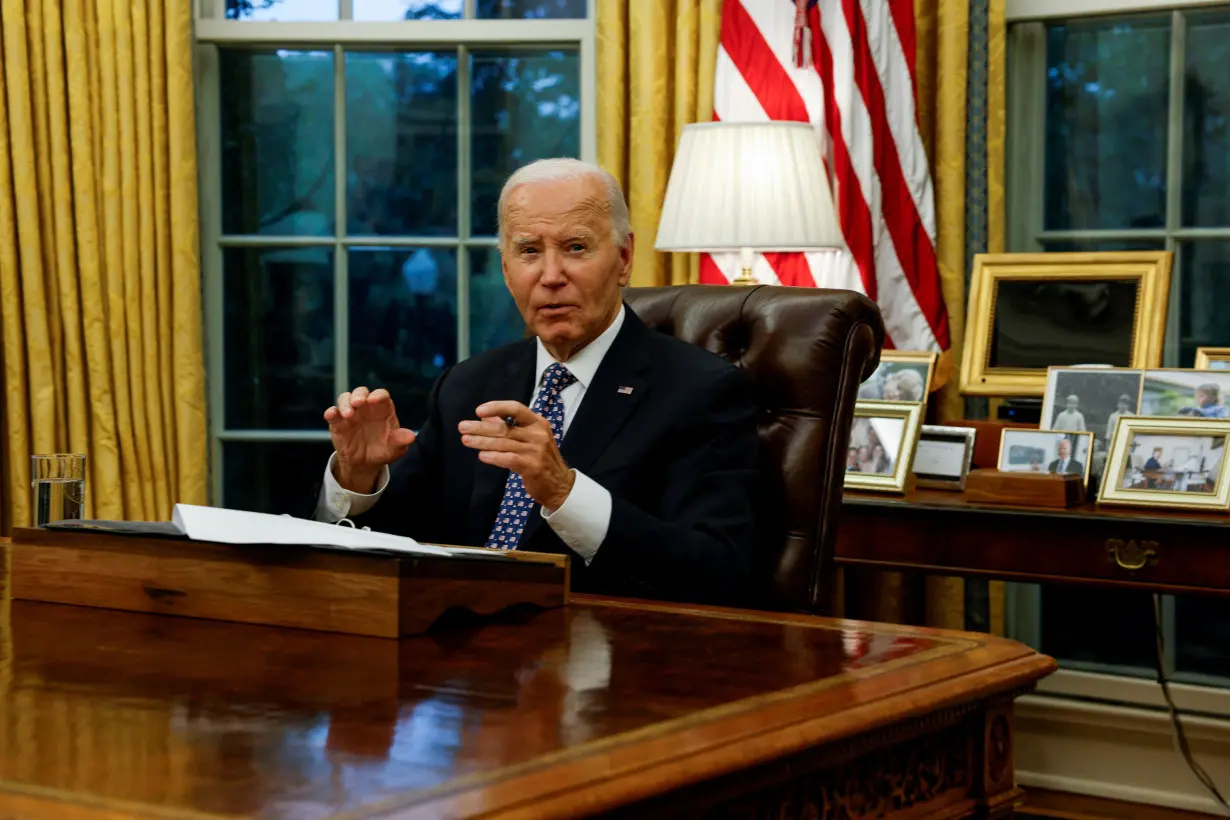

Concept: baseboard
[[1016, 694, 1230, 817]]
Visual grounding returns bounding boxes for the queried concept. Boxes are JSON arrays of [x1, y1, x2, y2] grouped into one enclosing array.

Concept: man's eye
[[521, 247, 539, 256], [568, 243, 586, 253]]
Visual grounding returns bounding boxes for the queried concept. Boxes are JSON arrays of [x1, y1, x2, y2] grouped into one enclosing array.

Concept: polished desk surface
[[0, 544, 1054, 819], [838, 489, 1230, 595]]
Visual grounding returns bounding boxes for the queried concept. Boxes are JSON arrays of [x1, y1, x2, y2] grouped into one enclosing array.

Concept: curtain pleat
[[0, 0, 207, 533], [597, 0, 722, 287]]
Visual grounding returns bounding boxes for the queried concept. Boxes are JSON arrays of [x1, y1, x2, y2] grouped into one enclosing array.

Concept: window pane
[[471, 49, 581, 237], [352, 0, 461, 19], [221, 50, 334, 236], [1043, 15, 1169, 231], [347, 52, 459, 237], [349, 248, 457, 429], [469, 248, 526, 353], [223, 441, 336, 514], [223, 0, 338, 20], [224, 247, 335, 430], [1175, 596, 1230, 685], [476, 0, 586, 18], [1040, 586, 1156, 673], [1039, 239, 1165, 252], [1182, 11, 1230, 227], [1179, 242, 1230, 366]]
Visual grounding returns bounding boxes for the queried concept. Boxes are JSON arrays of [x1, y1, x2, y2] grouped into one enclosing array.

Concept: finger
[[324, 405, 341, 424], [461, 434, 531, 453], [478, 450, 519, 470], [390, 427, 416, 448], [337, 392, 354, 417], [350, 386, 371, 409], [475, 401, 539, 427], [368, 388, 391, 406], [458, 418, 512, 437]]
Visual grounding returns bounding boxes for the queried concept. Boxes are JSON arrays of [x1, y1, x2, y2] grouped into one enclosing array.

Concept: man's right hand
[[324, 387, 416, 494]]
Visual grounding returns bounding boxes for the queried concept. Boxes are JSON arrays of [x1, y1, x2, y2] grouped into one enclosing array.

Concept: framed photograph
[[1099, 416, 1230, 511], [843, 401, 924, 494], [858, 350, 938, 402], [959, 251, 1172, 398], [1194, 347, 1230, 371], [997, 429, 1094, 488], [912, 425, 976, 490], [1140, 370, 1230, 419], [1040, 367, 1143, 479]]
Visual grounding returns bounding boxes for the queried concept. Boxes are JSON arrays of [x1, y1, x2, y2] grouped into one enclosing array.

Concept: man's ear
[[618, 231, 635, 287]]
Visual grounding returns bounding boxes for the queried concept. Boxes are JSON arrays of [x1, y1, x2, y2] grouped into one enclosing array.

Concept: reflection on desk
[[0, 544, 1054, 819]]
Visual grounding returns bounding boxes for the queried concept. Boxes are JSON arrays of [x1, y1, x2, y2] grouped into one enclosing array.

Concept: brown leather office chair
[[623, 284, 885, 613]]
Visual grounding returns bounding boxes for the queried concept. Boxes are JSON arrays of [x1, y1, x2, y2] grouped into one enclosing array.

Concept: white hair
[[497, 158, 631, 249]]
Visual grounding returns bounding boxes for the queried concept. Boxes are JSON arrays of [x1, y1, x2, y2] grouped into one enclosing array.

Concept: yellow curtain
[[912, 0, 1007, 632], [0, 0, 207, 534], [597, 0, 723, 287]]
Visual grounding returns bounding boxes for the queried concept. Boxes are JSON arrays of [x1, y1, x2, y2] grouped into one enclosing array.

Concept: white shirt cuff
[[314, 453, 390, 522], [540, 469, 610, 565]]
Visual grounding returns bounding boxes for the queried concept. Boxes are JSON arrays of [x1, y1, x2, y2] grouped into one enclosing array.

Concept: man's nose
[[540, 251, 568, 285]]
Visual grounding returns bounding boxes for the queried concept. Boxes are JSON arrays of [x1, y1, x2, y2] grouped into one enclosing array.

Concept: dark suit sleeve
[[586, 366, 759, 605], [347, 368, 451, 540]]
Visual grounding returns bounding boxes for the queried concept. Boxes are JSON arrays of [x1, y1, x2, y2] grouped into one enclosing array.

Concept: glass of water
[[30, 453, 86, 527]]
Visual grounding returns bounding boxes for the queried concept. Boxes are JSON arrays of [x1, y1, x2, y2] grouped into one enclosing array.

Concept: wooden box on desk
[[7, 527, 569, 638], [963, 468, 1086, 508]]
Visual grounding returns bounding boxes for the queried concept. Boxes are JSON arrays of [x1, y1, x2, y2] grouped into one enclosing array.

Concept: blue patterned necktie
[[485, 362, 577, 550]]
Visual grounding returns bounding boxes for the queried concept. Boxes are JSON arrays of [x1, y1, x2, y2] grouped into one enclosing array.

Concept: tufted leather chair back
[[623, 284, 885, 613]]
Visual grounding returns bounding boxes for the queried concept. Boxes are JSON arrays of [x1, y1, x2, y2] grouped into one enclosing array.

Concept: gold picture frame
[[1194, 347, 1230, 371], [859, 350, 938, 402], [842, 400, 924, 494], [1098, 416, 1230, 511], [960, 252, 1172, 398], [996, 429, 1095, 489]]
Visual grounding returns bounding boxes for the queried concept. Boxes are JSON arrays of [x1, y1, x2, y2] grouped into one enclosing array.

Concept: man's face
[[500, 176, 633, 360], [1066, 397, 1079, 410], [1118, 400, 1130, 412], [1198, 389, 1214, 407], [1058, 439, 1071, 459]]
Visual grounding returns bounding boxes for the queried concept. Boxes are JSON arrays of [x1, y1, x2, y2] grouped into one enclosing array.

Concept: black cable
[[1152, 593, 1230, 813]]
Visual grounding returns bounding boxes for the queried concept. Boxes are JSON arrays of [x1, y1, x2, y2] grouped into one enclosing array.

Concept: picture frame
[[959, 251, 1172, 398], [843, 401, 924, 494], [1139, 369, 1230, 420], [997, 429, 1095, 489], [912, 425, 976, 490], [1194, 347, 1230, 371], [1098, 416, 1230, 511], [1040, 366, 1143, 480], [858, 350, 939, 402]]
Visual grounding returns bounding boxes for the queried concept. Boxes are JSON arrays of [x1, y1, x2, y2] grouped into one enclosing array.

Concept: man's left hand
[[459, 401, 575, 511]]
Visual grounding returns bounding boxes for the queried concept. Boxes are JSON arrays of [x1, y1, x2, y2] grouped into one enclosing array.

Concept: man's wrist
[[542, 469, 577, 512], [333, 459, 382, 495]]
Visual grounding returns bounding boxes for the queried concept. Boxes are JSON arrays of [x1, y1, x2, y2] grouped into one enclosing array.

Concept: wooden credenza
[[0, 541, 1054, 819]]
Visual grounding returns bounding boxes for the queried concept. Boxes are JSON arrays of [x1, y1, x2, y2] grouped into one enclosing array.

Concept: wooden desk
[[836, 490, 1230, 595], [0, 544, 1054, 819]]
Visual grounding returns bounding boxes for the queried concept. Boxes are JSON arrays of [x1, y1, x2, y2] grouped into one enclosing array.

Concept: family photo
[[846, 416, 906, 476], [1139, 370, 1230, 418], [1118, 433, 1225, 494], [998, 430, 1093, 484], [1040, 368, 1143, 481], [857, 356, 933, 402]]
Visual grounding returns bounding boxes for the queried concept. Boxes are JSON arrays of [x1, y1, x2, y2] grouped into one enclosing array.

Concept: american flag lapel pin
[[617, 386, 634, 395]]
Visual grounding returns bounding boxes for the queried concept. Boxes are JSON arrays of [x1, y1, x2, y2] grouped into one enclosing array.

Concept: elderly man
[[314, 158, 761, 605]]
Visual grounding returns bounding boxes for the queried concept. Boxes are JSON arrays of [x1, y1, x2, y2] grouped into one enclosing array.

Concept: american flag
[[700, 0, 949, 353]]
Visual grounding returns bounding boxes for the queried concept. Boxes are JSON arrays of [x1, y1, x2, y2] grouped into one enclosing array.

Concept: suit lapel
[[520, 308, 652, 548], [467, 340, 537, 545]]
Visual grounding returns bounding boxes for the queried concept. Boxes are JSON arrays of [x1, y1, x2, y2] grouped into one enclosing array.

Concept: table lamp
[[655, 121, 844, 285]]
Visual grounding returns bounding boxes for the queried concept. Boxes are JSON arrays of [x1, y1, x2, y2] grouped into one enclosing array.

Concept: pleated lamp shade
[[655, 121, 844, 282]]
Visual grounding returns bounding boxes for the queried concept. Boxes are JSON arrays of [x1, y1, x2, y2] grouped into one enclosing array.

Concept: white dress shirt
[[315, 306, 625, 564]]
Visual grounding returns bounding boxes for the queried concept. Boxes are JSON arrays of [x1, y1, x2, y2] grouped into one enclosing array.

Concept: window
[[1007, 7, 1230, 697], [196, 0, 594, 514]]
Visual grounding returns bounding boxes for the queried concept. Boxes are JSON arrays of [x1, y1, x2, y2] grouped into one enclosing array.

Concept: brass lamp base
[[732, 266, 757, 286]]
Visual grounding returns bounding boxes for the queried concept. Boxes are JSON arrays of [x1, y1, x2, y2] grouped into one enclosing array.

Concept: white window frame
[[1007, 5, 1230, 811], [194, 0, 596, 506]]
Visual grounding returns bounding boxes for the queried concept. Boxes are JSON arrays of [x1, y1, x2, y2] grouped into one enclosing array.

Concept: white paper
[[913, 439, 967, 478], [170, 504, 490, 558]]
